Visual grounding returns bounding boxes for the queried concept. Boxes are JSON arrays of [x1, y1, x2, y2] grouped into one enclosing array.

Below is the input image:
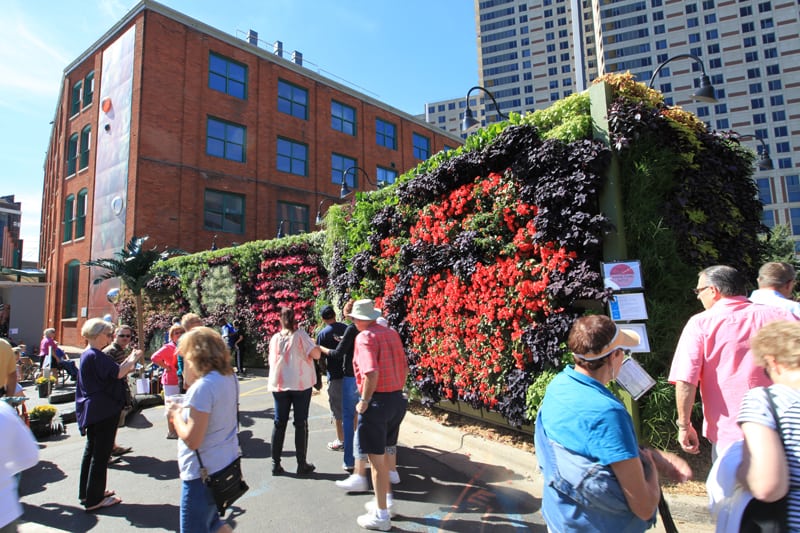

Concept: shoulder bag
[[195, 375, 248, 516], [739, 387, 788, 533]]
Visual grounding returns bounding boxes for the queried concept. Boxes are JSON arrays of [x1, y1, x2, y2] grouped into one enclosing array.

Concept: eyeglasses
[[617, 348, 632, 360], [117, 334, 131, 338], [692, 286, 711, 295]]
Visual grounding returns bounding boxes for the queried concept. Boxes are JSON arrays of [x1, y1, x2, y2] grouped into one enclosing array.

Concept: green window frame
[[413, 133, 430, 160], [83, 71, 94, 107], [67, 133, 78, 175], [276, 137, 308, 176], [277, 80, 308, 119], [332, 153, 357, 186], [204, 189, 245, 234], [208, 52, 247, 99], [75, 188, 88, 239], [331, 100, 356, 135], [79, 125, 91, 170], [376, 118, 397, 149], [277, 201, 309, 236], [70, 80, 82, 116], [376, 166, 398, 187], [206, 117, 246, 162], [64, 260, 80, 318], [63, 194, 75, 242]]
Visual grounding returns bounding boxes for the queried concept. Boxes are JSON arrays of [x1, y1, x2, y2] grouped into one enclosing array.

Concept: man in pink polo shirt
[[669, 265, 797, 459], [350, 299, 408, 532]]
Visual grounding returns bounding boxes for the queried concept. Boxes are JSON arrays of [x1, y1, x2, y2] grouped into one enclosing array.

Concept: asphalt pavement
[[14, 370, 716, 532]]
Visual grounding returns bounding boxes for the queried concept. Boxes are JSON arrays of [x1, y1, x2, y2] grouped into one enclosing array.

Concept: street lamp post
[[647, 54, 717, 103], [339, 166, 377, 199], [461, 86, 509, 133], [276, 219, 286, 238], [315, 198, 340, 225], [736, 133, 774, 171]]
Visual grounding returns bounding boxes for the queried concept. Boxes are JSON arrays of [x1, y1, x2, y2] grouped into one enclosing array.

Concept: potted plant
[[35, 375, 56, 398], [29, 404, 58, 438]]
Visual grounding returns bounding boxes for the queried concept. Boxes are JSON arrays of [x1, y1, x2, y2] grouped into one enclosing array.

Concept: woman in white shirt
[[268, 306, 321, 476]]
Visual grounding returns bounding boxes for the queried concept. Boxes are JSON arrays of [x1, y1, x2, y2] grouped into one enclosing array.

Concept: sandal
[[327, 439, 344, 451], [85, 495, 122, 512], [111, 446, 132, 456], [81, 490, 115, 505]]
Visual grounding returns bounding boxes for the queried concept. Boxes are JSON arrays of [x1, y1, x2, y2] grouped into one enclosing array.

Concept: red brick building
[[40, 1, 461, 346]]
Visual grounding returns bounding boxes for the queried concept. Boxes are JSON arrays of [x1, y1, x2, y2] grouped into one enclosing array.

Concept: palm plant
[[85, 236, 185, 346]]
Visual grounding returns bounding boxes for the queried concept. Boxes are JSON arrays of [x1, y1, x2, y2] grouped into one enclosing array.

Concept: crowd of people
[[2, 260, 800, 531]]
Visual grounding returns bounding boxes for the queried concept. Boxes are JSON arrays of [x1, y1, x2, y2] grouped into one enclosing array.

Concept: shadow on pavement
[[19, 460, 66, 497], [21, 502, 99, 532], [108, 454, 179, 482], [239, 407, 274, 428]]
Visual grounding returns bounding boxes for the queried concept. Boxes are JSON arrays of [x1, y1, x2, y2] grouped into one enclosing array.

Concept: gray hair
[[701, 265, 746, 297], [81, 318, 114, 340], [43, 328, 56, 337], [757, 262, 796, 288]]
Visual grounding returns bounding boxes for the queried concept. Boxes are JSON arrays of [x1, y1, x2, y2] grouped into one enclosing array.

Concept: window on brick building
[[63, 194, 75, 242], [206, 117, 246, 162], [70, 80, 82, 116], [376, 119, 397, 149], [67, 133, 78, 176], [64, 260, 80, 318], [412, 133, 430, 160], [277, 80, 308, 119], [79, 125, 91, 170], [209, 52, 247, 99], [376, 166, 398, 187], [331, 100, 356, 136], [75, 189, 88, 239], [204, 189, 244, 234], [83, 72, 94, 108], [277, 201, 309, 235], [332, 153, 357, 186], [276, 137, 307, 176]]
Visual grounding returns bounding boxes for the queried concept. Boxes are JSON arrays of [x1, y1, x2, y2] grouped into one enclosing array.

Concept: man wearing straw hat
[[349, 299, 408, 531]]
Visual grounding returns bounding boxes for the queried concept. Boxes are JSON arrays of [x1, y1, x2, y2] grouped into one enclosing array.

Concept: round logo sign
[[609, 264, 635, 288]]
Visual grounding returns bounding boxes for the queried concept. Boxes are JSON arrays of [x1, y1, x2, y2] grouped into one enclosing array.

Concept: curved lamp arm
[[461, 85, 509, 132], [737, 133, 774, 171], [647, 54, 717, 103], [340, 166, 376, 198], [315, 198, 338, 225], [276, 219, 286, 238]]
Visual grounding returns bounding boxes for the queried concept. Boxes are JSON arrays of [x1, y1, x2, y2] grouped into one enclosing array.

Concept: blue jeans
[[341, 377, 359, 468], [180, 477, 224, 533]]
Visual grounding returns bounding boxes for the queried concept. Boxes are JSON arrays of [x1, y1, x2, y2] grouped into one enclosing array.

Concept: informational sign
[[619, 322, 651, 353], [609, 292, 648, 321], [616, 358, 657, 400], [603, 261, 644, 290]]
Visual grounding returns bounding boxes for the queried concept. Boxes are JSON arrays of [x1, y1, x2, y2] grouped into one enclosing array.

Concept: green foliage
[[519, 92, 592, 141], [760, 225, 796, 264], [638, 377, 676, 450], [200, 265, 237, 314]]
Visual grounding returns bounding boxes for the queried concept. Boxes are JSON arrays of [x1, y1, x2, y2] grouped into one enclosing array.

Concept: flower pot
[[38, 383, 50, 398]]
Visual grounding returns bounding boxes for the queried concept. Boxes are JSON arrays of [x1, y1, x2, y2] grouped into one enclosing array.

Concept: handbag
[[194, 375, 248, 516], [196, 453, 249, 516], [739, 387, 788, 533]]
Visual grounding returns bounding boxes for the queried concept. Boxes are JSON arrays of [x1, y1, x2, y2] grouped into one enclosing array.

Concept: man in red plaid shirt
[[350, 299, 408, 531]]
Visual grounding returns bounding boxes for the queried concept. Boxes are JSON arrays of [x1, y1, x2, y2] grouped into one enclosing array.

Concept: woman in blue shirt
[[535, 315, 690, 532]]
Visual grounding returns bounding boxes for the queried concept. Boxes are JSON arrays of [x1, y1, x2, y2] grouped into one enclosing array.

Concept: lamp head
[[757, 152, 774, 171], [315, 212, 323, 225], [692, 75, 717, 103], [461, 106, 479, 132], [340, 182, 352, 199]]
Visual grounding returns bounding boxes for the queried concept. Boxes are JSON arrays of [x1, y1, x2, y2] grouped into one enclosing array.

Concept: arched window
[[83, 71, 94, 107], [67, 133, 78, 175], [79, 125, 91, 170], [63, 194, 75, 242], [64, 260, 80, 318], [75, 189, 88, 239]]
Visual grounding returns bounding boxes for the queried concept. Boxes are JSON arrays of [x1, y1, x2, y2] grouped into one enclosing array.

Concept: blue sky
[[1, 0, 478, 262]]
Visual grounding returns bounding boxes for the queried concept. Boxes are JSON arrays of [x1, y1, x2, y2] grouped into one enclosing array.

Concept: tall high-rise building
[[0, 195, 23, 269], [39, 0, 461, 345], [463, 0, 800, 248]]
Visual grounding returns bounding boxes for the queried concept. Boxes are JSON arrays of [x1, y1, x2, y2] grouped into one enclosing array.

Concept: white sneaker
[[364, 498, 397, 518], [388, 470, 400, 485], [357, 510, 391, 531], [335, 474, 369, 492]]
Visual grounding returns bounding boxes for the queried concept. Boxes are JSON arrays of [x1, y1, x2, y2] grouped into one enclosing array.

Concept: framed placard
[[618, 322, 651, 353], [602, 260, 644, 290], [608, 292, 648, 321]]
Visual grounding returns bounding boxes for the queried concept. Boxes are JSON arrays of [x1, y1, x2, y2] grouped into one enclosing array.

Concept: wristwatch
[[359, 397, 371, 403]]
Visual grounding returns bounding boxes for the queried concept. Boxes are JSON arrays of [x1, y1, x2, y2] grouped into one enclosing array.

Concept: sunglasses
[[117, 334, 131, 338]]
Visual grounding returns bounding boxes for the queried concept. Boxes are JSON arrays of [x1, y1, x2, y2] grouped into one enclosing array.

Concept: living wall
[[324, 73, 765, 443]]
